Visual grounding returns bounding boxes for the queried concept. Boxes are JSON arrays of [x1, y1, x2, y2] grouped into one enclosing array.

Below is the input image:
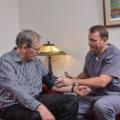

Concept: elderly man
[[0, 30, 91, 120], [55, 25, 120, 120]]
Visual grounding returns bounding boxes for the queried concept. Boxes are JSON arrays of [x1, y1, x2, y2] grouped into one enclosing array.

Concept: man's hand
[[74, 86, 91, 96], [36, 104, 55, 120], [55, 77, 74, 87], [64, 72, 75, 79]]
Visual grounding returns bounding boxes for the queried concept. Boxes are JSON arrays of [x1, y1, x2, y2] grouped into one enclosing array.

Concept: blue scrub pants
[[77, 95, 120, 120]]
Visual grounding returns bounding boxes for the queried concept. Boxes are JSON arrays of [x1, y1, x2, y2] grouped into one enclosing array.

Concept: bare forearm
[[55, 74, 112, 89], [76, 74, 112, 88], [76, 77, 103, 88]]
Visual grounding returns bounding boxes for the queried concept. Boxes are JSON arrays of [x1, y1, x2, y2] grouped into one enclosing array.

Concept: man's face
[[24, 38, 41, 60], [88, 31, 107, 55]]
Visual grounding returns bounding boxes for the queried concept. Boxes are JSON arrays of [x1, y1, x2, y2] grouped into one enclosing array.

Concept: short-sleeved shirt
[[0, 48, 54, 110], [84, 44, 120, 95]]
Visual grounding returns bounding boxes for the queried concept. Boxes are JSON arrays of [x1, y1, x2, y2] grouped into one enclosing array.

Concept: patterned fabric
[[0, 48, 54, 110]]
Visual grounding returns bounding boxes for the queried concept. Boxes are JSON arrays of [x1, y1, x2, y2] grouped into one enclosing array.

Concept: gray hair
[[16, 30, 40, 48]]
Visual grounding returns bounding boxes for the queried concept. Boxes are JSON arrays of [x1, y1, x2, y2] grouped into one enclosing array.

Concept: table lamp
[[38, 41, 66, 79]]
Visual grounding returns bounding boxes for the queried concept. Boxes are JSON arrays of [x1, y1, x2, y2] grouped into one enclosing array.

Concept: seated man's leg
[[38, 94, 79, 120], [0, 104, 41, 120], [93, 95, 120, 120], [77, 95, 100, 120]]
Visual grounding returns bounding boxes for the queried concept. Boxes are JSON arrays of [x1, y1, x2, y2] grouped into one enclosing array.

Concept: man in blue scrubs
[[55, 25, 120, 120]]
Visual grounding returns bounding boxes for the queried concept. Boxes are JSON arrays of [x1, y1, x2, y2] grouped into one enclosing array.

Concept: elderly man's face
[[24, 38, 41, 60], [88, 31, 107, 55]]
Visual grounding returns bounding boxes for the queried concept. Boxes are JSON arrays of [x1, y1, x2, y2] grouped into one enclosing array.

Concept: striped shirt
[[0, 48, 54, 111]]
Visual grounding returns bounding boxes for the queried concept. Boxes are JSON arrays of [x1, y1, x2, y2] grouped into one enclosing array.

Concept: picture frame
[[103, 0, 120, 27]]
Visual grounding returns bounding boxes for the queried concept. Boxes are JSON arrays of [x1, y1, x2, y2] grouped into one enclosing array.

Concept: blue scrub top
[[84, 44, 120, 95]]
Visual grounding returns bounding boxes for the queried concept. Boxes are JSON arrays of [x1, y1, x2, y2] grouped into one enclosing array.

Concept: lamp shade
[[38, 41, 66, 79], [38, 41, 66, 56]]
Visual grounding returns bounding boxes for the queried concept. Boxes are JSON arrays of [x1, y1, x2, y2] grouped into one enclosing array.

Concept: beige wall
[[18, 0, 120, 76], [0, 0, 20, 54], [1, 0, 120, 76]]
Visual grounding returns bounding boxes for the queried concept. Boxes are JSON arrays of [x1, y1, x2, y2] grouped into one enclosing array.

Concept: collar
[[10, 48, 22, 62]]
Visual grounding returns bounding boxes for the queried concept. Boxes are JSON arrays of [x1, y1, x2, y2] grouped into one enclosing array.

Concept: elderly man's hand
[[74, 86, 91, 96], [36, 104, 55, 120]]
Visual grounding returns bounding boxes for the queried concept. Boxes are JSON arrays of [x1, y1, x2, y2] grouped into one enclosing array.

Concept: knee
[[68, 94, 79, 104], [71, 94, 78, 101], [64, 94, 78, 101], [63, 94, 79, 109], [93, 100, 113, 115]]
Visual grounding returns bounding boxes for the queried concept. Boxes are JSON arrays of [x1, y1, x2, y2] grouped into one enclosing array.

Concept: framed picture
[[103, 0, 120, 27]]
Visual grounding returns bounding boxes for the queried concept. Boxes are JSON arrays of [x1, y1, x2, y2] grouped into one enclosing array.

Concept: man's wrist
[[36, 103, 42, 111], [72, 79, 79, 86], [71, 80, 79, 92]]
